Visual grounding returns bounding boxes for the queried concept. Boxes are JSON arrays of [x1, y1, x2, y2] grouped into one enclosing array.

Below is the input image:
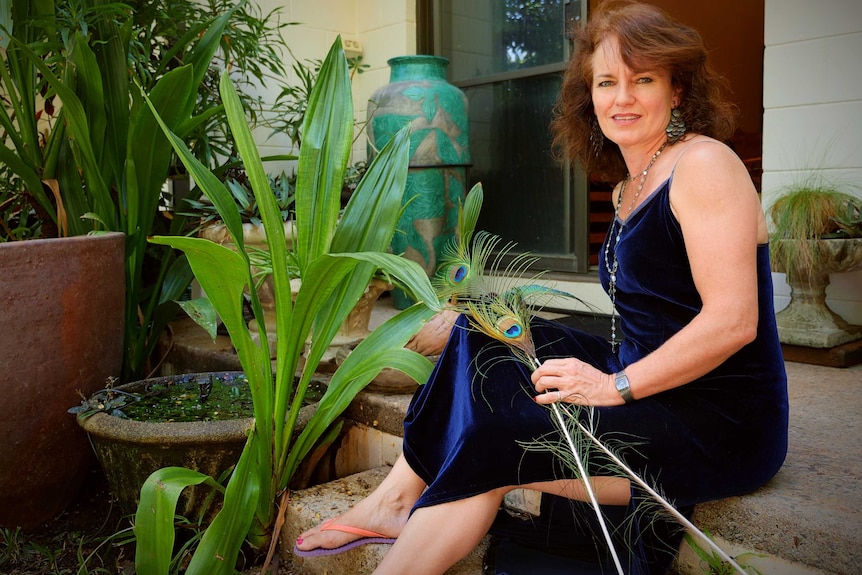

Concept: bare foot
[[294, 489, 413, 553]]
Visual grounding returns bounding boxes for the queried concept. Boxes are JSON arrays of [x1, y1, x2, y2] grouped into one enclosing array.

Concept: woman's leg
[[370, 476, 629, 575], [294, 455, 426, 553], [296, 450, 630, 555], [525, 475, 631, 506], [372, 487, 507, 575]]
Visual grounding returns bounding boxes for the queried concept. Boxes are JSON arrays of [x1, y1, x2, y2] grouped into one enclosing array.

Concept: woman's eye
[[636, 77, 653, 84], [597, 80, 613, 88]]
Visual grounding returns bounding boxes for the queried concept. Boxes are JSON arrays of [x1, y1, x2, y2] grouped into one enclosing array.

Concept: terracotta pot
[[0, 232, 125, 530], [76, 372, 254, 517]]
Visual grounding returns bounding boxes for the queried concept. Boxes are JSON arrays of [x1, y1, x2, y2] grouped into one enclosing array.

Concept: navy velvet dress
[[402, 176, 789, 574]]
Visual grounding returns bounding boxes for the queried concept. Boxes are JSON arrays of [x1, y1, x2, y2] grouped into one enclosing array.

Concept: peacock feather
[[439, 223, 746, 575]]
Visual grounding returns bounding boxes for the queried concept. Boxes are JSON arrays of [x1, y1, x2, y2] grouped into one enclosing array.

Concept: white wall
[[763, 0, 862, 325]]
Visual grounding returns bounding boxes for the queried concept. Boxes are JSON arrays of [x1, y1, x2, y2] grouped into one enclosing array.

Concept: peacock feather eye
[[449, 264, 469, 284], [496, 316, 523, 339]]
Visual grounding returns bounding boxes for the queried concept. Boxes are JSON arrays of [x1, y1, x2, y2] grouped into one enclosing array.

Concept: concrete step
[[283, 361, 861, 575], [282, 466, 489, 575]]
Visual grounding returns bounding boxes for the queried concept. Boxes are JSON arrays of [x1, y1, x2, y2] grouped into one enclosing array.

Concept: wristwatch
[[614, 370, 635, 404]]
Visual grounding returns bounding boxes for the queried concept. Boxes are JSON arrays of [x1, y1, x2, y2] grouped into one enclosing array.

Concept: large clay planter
[[76, 372, 254, 517], [0, 232, 125, 530], [773, 238, 862, 348]]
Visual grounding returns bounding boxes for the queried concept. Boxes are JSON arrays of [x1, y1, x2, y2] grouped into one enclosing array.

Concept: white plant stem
[[573, 419, 747, 575], [532, 357, 625, 575]]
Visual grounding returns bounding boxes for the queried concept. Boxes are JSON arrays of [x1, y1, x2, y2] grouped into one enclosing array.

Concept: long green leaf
[[128, 66, 195, 235], [185, 432, 261, 575], [184, 5, 239, 118], [277, 254, 359, 466], [332, 251, 444, 309], [134, 467, 222, 575], [219, 70, 291, 392], [308, 126, 414, 371], [12, 36, 112, 232], [141, 86, 246, 252], [148, 236, 264, 387], [284, 304, 438, 481], [294, 37, 352, 270]]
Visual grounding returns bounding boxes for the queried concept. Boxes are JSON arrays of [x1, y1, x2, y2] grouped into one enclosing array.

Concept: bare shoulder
[[675, 136, 747, 177], [669, 135, 765, 241], [670, 136, 756, 203]]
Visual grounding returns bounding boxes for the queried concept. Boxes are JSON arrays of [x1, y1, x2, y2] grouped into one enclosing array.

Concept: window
[[421, 0, 592, 273]]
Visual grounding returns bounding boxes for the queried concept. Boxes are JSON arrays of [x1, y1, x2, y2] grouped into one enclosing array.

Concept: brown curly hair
[[550, 0, 737, 180]]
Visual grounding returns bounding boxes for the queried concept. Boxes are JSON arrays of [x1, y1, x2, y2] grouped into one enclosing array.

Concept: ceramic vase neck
[[388, 55, 450, 82]]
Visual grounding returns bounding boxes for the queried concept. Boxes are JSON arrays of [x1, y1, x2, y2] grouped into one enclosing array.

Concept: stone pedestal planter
[[774, 238, 862, 348]]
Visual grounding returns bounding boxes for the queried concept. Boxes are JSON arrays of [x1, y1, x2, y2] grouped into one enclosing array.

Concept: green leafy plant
[[0, 0, 298, 382], [768, 175, 862, 280], [182, 171, 296, 229], [134, 37, 444, 574]]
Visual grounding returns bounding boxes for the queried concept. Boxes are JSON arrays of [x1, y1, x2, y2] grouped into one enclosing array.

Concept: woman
[[295, 2, 788, 573]]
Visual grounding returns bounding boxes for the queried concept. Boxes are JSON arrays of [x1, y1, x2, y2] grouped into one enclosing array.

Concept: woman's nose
[[614, 84, 634, 106]]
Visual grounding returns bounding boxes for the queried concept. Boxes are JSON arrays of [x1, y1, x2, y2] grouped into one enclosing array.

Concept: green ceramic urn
[[368, 55, 471, 308]]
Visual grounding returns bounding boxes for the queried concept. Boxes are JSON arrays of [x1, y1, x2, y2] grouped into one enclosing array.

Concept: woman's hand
[[531, 357, 623, 406]]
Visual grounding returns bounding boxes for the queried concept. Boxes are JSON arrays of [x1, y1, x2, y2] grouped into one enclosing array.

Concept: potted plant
[[131, 37, 445, 574], [0, 0, 289, 529], [0, 0, 295, 381], [768, 176, 862, 348], [71, 372, 257, 519]]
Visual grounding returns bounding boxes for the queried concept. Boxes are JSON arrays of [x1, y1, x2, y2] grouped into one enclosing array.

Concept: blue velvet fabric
[[402, 177, 788, 573]]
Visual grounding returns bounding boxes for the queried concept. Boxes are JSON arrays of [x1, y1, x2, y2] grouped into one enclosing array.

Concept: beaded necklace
[[603, 141, 669, 351]]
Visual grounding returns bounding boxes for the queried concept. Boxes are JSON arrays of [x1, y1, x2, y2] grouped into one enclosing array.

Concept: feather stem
[[533, 358, 625, 575], [573, 419, 747, 574]]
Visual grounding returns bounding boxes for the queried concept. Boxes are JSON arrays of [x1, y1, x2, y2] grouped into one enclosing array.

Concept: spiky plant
[[768, 176, 862, 281]]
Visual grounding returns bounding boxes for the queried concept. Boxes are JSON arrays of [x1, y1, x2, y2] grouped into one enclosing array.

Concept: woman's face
[[590, 36, 677, 151]]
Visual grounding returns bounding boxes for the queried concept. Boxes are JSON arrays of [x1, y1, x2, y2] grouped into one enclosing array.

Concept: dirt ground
[[0, 466, 305, 575]]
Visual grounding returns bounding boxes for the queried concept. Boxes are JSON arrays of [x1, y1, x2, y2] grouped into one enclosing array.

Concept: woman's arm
[[533, 139, 767, 406]]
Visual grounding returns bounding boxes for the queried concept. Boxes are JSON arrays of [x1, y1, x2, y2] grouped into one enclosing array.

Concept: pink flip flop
[[292, 519, 397, 557]]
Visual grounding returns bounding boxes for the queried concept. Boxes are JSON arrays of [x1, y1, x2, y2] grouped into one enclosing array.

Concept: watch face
[[615, 373, 632, 403]]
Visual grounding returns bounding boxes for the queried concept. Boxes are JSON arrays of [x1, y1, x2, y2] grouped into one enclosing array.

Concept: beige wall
[[763, 0, 862, 324], [252, 0, 417, 170]]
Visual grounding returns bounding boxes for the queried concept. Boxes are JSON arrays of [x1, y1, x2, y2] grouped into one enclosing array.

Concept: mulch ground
[[0, 467, 305, 575]]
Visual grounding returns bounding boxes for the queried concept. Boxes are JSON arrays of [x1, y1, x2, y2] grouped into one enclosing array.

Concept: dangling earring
[[590, 116, 604, 157], [666, 106, 686, 144]]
